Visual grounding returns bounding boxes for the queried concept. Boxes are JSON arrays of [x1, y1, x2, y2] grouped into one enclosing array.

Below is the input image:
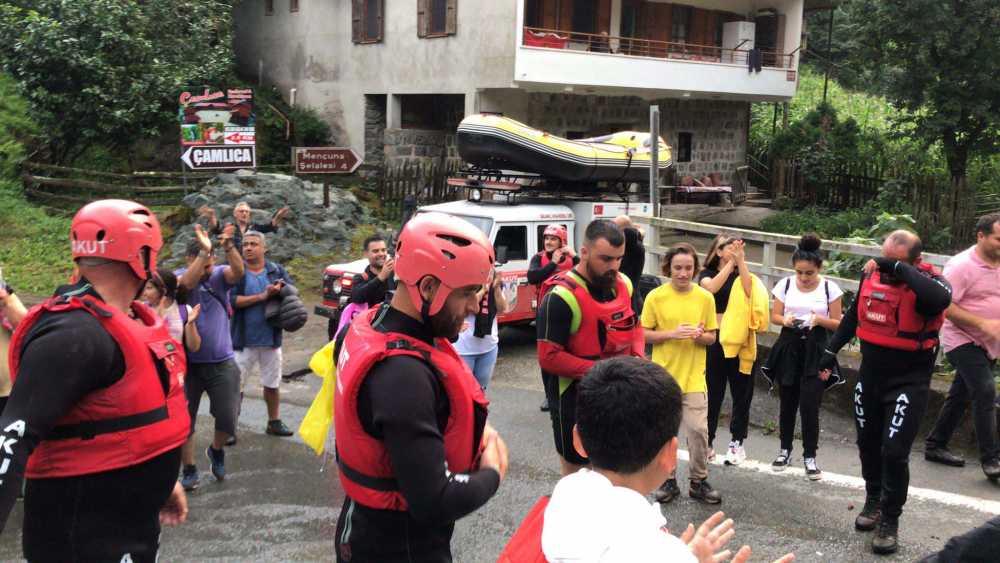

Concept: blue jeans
[[461, 346, 499, 392]]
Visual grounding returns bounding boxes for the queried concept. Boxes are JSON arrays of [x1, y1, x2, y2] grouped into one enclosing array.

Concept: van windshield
[[450, 215, 494, 237]]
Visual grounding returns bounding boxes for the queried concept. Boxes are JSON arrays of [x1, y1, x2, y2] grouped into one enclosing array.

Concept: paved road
[[0, 318, 997, 562]]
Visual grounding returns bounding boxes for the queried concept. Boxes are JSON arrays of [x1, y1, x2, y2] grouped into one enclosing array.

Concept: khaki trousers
[[669, 391, 710, 481]]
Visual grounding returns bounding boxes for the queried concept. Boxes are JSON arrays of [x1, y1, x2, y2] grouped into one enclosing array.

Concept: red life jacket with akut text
[[540, 270, 642, 361], [9, 295, 190, 478], [334, 307, 488, 511], [856, 263, 946, 351]]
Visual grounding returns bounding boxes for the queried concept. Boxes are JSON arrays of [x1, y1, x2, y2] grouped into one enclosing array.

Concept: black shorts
[[545, 373, 589, 465]]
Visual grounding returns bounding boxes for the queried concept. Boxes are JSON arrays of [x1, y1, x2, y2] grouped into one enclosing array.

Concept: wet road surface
[[0, 318, 997, 562]]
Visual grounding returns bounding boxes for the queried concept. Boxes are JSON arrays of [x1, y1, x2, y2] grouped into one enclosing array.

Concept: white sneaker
[[725, 441, 746, 466], [804, 457, 823, 481]]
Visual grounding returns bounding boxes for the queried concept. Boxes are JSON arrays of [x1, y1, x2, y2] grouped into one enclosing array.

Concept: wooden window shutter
[[445, 0, 457, 35], [352, 0, 363, 43], [376, 0, 384, 41], [418, 0, 429, 37], [598, 0, 612, 34]]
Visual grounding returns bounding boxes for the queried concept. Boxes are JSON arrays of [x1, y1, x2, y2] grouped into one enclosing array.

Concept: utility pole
[[822, 10, 834, 102], [649, 105, 660, 218]]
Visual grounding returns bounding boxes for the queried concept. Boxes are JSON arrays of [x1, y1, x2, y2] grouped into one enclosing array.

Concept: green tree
[[769, 102, 862, 194], [0, 0, 235, 165], [844, 0, 1000, 181]]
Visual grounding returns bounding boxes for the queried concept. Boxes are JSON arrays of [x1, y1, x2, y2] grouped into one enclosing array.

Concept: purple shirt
[[940, 246, 1000, 359], [174, 265, 236, 363]]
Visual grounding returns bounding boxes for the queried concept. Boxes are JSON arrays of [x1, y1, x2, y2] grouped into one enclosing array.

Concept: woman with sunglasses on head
[[699, 234, 757, 466]]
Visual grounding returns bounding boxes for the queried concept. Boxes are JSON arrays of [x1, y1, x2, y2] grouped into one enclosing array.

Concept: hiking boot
[[725, 441, 746, 466], [983, 457, 1000, 481], [925, 446, 965, 467], [855, 495, 880, 531], [871, 515, 899, 555], [771, 449, 791, 472], [654, 478, 680, 504], [267, 419, 294, 437], [804, 457, 823, 481], [539, 397, 550, 412], [206, 446, 226, 481], [180, 464, 199, 491], [689, 479, 722, 504], [225, 435, 238, 447]]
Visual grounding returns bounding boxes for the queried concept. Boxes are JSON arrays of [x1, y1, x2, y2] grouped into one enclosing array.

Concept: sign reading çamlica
[[179, 87, 256, 169]]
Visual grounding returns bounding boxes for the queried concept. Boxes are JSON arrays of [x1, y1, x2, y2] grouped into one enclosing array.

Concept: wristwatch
[[198, 250, 212, 259]]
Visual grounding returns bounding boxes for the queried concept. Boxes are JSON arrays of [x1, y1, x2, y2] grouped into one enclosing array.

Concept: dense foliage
[[0, 0, 236, 165], [842, 0, 1000, 180]]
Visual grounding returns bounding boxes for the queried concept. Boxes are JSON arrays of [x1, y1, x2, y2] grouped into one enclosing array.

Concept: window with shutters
[[352, 0, 383, 43], [430, 0, 448, 35], [419, 0, 457, 38], [672, 6, 691, 44], [677, 133, 693, 163], [290, 0, 299, 13], [265, 0, 274, 16]]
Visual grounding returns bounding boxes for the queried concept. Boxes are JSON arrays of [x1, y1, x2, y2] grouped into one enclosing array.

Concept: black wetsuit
[[333, 305, 500, 562], [0, 279, 179, 563], [350, 265, 398, 308], [820, 260, 952, 518]]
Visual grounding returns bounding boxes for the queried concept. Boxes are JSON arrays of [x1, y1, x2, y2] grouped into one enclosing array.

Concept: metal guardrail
[[635, 216, 957, 337]]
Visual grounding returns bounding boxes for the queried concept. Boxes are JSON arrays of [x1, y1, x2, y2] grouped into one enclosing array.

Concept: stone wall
[[653, 98, 747, 184], [363, 95, 387, 167], [384, 129, 448, 168], [383, 95, 466, 168], [525, 93, 748, 184]]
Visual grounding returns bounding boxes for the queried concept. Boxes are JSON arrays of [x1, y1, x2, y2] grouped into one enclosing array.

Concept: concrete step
[[741, 199, 774, 209]]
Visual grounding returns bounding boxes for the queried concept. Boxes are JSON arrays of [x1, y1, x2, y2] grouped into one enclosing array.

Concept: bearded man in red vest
[[0, 200, 191, 562], [333, 211, 509, 562]]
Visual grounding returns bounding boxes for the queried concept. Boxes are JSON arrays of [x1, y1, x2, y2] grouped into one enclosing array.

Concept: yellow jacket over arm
[[719, 274, 770, 374]]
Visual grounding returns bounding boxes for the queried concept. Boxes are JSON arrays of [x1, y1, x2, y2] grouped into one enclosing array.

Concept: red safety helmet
[[395, 212, 495, 316], [543, 224, 568, 246], [71, 199, 162, 281]]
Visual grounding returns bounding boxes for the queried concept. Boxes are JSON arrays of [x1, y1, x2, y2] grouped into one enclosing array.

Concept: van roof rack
[[452, 166, 635, 203]]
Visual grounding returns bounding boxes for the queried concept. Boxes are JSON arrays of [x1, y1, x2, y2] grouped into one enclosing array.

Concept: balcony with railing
[[513, 1, 803, 101]]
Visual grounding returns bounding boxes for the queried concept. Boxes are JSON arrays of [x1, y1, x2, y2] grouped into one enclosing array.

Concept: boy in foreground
[[498, 356, 795, 563]]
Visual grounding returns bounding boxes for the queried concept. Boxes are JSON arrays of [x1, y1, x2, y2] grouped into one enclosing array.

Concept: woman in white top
[[455, 273, 507, 392], [144, 268, 201, 353], [762, 234, 843, 480]]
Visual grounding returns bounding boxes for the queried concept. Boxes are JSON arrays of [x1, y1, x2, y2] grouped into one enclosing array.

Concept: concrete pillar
[[387, 94, 402, 129], [466, 91, 479, 118]]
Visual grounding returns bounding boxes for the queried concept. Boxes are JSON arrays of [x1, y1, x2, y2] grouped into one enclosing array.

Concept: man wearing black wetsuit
[[528, 224, 578, 412], [333, 212, 508, 562], [819, 230, 952, 555], [0, 200, 190, 562]]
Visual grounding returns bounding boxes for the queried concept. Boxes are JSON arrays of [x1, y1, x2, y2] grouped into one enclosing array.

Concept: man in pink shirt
[[925, 213, 1000, 481]]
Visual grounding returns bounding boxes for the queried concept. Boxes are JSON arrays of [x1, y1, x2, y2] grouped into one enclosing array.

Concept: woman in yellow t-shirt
[[641, 243, 721, 505]]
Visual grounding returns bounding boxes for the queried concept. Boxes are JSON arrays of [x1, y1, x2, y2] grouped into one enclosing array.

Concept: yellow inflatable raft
[[456, 114, 671, 182]]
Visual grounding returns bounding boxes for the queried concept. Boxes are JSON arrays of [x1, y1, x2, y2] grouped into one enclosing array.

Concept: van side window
[[495, 225, 528, 261]]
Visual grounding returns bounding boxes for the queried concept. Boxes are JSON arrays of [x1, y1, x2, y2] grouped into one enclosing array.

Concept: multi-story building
[[235, 0, 831, 183]]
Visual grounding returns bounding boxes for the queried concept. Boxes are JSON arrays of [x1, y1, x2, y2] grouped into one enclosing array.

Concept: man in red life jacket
[[537, 219, 645, 477], [528, 223, 578, 412], [0, 200, 191, 562], [333, 212, 509, 562], [819, 230, 952, 555]]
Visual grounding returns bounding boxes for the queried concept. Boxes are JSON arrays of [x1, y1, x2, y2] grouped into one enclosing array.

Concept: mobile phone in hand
[[792, 318, 805, 327]]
